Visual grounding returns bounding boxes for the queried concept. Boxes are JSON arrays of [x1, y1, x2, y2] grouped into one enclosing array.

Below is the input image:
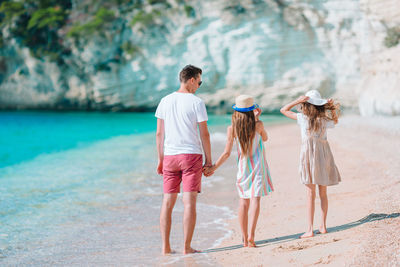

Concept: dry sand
[[200, 115, 400, 266]]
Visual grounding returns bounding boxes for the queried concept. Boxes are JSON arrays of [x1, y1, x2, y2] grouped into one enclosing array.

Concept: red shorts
[[163, 154, 203, 193]]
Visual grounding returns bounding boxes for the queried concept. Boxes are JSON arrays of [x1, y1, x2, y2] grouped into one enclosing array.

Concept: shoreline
[[203, 114, 400, 266]]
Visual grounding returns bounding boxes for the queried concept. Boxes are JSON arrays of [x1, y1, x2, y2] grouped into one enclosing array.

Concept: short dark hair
[[179, 65, 202, 83]]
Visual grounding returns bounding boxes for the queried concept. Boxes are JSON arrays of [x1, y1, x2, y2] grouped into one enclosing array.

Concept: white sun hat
[[305, 90, 328, 106]]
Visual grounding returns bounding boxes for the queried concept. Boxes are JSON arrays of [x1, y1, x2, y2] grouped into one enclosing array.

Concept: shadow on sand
[[202, 212, 400, 253]]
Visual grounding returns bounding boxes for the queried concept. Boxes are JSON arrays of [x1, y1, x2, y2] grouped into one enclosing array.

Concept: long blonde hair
[[232, 111, 256, 157], [300, 100, 340, 132]]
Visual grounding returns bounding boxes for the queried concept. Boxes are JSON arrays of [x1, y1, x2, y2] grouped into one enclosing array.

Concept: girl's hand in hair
[[254, 108, 262, 121], [296, 95, 310, 104]]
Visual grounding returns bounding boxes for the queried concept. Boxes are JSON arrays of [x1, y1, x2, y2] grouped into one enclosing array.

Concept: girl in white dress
[[281, 90, 341, 238], [205, 95, 273, 247]]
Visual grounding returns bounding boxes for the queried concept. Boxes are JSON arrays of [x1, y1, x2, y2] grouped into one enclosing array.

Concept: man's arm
[[198, 121, 212, 167], [156, 118, 165, 175]]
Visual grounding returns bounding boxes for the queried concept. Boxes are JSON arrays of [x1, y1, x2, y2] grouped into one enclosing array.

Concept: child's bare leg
[[238, 198, 250, 247], [318, 185, 328, 234], [300, 184, 316, 238], [248, 197, 261, 247], [160, 193, 178, 254]]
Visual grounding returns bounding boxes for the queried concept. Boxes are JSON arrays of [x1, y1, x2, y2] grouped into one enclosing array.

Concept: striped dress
[[236, 133, 274, 199]]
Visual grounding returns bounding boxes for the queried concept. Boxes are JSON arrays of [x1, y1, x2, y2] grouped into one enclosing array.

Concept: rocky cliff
[[0, 0, 399, 115]]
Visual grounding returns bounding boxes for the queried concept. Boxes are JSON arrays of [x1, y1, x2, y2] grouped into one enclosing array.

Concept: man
[[155, 65, 212, 255]]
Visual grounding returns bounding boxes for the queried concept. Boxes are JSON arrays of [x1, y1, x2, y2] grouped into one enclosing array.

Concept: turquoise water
[[0, 111, 287, 265], [0, 111, 284, 168], [0, 111, 158, 168]]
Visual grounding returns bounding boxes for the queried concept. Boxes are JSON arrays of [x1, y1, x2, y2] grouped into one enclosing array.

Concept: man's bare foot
[[162, 248, 174, 255], [318, 227, 328, 234], [183, 247, 201, 254], [300, 231, 314, 239]]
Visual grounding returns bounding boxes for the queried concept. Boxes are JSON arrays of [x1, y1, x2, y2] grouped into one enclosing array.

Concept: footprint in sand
[[273, 238, 340, 252], [306, 254, 335, 266]]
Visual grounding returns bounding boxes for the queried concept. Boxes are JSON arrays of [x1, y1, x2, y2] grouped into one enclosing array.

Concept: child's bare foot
[[318, 227, 328, 234], [183, 247, 201, 254], [300, 231, 314, 239], [242, 236, 248, 247], [248, 240, 257, 248]]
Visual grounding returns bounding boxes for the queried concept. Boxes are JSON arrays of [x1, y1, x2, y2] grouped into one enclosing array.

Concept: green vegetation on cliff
[[384, 27, 400, 48], [67, 8, 116, 38], [0, 0, 71, 62], [0, 0, 197, 65]]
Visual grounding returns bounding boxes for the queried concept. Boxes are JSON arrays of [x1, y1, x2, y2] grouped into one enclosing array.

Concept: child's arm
[[256, 121, 268, 142], [254, 107, 268, 141], [280, 96, 309, 120], [205, 126, 234, 175]]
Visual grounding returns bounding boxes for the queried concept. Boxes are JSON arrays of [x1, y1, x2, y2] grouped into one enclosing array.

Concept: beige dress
[[297, 113, 341, 186]]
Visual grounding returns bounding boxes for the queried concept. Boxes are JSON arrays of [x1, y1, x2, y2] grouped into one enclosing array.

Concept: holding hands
[[203, 165, 215, 177], [202, 163, 214, 177]]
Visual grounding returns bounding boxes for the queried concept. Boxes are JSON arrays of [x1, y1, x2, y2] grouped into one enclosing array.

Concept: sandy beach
[[197, 114, 400, 266]]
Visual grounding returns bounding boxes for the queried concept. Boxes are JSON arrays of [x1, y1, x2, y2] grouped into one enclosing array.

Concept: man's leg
[[181, 154, 202, 254], [160, 193, 178, 255], [182, 191, 198, 254]]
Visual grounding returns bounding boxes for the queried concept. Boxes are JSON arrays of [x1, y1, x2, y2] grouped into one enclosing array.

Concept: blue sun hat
[[232, 95, 259, 112]]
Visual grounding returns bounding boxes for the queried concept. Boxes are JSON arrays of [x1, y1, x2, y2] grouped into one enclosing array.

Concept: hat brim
[[232, 104, 259, 112], [307, 98, 327, 106]]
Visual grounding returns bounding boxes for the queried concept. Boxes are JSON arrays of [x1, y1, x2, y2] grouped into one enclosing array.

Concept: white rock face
[[357, 0, 400, 116], [0, 47, 65, 108], [358, 46, 400, 116], [0, 0, 399, 115]]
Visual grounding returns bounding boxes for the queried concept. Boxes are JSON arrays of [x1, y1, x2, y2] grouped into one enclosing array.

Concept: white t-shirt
[[155, 92, 208, 155]]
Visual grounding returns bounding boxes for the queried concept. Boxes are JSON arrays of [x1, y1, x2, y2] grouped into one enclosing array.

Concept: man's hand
[[203, 166, 215, 177], [203, 165, 216, 177], [157, 160, 163, 175], [202, 163, 213, 177]]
